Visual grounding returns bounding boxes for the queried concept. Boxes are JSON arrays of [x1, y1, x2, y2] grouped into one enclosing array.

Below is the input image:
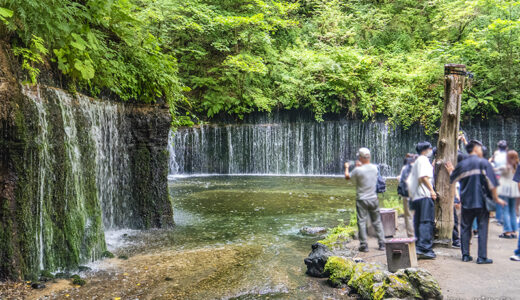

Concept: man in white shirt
[[345, 147, 385, 252], [407, 141, 437, 259]]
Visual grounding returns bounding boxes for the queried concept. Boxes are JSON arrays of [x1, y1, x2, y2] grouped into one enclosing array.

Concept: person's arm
[[491, 188, 506, 206], [458, 133, 468, 146], [484, 161, 506, 206], [344, 162, 350, 180], [420, 176, 437, 200], [454, 184, 461, 209]]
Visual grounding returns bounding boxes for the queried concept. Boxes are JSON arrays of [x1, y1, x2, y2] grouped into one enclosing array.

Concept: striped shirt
[[449, 154, 498, 209]]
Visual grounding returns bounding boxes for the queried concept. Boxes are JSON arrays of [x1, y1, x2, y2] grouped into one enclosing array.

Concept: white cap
[[357, 147, 371, 158]]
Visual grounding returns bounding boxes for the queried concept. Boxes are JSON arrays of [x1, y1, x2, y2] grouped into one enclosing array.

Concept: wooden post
[[434, 64, 466, 246]]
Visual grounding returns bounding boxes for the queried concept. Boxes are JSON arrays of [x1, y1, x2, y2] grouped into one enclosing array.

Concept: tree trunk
[[434, 64, 466, 246]]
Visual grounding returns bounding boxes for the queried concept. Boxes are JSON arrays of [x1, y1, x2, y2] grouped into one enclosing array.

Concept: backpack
[[397, 164, 413, 197], [376, 165, 386, 194]]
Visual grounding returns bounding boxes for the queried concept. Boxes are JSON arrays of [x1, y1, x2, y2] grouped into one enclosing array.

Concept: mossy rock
[[102, 250, 115, 258], [72, 277, 86, 286], [323, 256, 356, 287], [118, 254, 129, 260], [383, 271, 420, 299], [70, 274, 81, 280], [325, 258, 434, 300], [352, 266, 386, 300], [405, 268, 442, 299], [318, 225, 356, 249]]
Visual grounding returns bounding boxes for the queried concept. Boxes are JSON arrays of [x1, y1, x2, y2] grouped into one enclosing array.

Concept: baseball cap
[[357, 147, 371, 158]]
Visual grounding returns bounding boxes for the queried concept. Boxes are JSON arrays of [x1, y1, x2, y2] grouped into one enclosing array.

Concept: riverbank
[[351, 215, 519, 299]]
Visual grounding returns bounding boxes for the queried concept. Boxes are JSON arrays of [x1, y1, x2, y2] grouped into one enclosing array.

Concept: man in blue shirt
[[446, 140, 506, 264]]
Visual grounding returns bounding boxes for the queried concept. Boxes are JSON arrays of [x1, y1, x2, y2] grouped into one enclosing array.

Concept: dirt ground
[[355, 215, 520, 300]]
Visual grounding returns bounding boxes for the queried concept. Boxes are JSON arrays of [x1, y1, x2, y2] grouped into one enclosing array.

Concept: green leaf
[[74, 59, 95, 80]]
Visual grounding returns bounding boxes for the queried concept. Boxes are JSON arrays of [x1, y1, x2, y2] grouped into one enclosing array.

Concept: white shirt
[[407, 155, 434, 200]]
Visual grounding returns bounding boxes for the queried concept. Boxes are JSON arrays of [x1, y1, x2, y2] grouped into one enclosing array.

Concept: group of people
[[344, 136, 520, 264]]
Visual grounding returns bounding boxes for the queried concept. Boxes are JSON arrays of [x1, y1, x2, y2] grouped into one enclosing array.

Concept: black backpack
[[376, 165, 386, 194], [397, 164, 412, 197]]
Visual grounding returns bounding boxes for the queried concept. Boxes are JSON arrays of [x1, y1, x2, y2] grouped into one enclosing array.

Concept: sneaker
[[462, 255, 473, 262], [476, 257, 493, 264], [417, 252, 436, 260], [359, 245, 369, 253], [452, 241, 461, 248], [510, 255, 520, 261], [378, 243, 386, 251]]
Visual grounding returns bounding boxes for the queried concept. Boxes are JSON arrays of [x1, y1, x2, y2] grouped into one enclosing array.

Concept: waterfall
[[23, 86, 50, 271], [23, 86, 132, 270], [168, 111, 520, 177], [77, 94, 131, 230]]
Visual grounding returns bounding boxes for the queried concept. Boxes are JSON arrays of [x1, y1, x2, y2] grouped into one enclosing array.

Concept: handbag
[[480, 172, 496, 212]]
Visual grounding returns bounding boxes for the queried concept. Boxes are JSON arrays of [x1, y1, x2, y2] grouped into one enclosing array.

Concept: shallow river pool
[[11, 176, 396, 300]]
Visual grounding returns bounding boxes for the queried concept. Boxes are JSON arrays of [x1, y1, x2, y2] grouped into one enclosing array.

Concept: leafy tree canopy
[[2, 0, 520, 131]]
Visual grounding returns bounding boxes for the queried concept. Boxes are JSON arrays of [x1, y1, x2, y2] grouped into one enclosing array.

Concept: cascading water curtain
[[168, 112, 520, 177], [24, 85, 133, 271]]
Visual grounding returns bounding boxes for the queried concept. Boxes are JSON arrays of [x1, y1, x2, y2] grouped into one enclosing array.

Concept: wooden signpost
[[434, 64, 466, 245]]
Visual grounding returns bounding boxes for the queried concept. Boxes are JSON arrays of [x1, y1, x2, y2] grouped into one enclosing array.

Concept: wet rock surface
[[31, 282, 46, 289], [300, 226, 327, 235], [304, 243, 333, 278]]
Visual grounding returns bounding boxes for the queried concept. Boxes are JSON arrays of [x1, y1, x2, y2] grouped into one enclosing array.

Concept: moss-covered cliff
[[0, 44, 173, 281]]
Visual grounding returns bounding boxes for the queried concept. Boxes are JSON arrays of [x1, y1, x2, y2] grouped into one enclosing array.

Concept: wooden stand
[[385, 238, 418, 272]]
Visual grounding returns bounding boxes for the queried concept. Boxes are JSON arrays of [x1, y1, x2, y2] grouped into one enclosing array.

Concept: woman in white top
[[498, 150, 520, 238]]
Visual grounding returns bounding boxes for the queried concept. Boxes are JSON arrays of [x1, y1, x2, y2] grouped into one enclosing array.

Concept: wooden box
[[385, 238, 418, 272], [380, 208, 397, 238]]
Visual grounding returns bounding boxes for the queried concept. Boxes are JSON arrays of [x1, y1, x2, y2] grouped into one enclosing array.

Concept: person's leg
[[402, 196, 414, 237], [508, 197, 518, 233], [420, 198, 435, 254], [415, 198, 435, 255], [460, 208, 475, 257], [496, 202, 503, 225], [501, 196, 512, 234], [476, 208, 490, 260], [356, 200, 369, 249], [516, 234, 520, 256], [368, 199, 385, 246], [412, 200, 421, 243], [452, 208, 460, 246]]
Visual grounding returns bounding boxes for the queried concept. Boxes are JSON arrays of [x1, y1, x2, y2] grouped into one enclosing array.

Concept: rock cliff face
[[0, 43, 173, 280]]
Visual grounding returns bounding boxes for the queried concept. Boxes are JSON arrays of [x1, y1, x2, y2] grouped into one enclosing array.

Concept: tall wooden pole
[[434, 64, 466, 245]]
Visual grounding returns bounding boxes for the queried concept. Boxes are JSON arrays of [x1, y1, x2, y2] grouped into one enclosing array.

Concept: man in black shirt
[[446, 140, 506, 264]]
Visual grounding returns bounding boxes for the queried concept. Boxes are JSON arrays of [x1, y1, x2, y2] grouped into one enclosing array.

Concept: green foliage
[[0, 6, 12, 24], [318, 212, 357, 249], [383, 196, 404, 215], [4, 0, 183, 116], [13, 35, 48, 84], [4, 0, 520, 127]]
